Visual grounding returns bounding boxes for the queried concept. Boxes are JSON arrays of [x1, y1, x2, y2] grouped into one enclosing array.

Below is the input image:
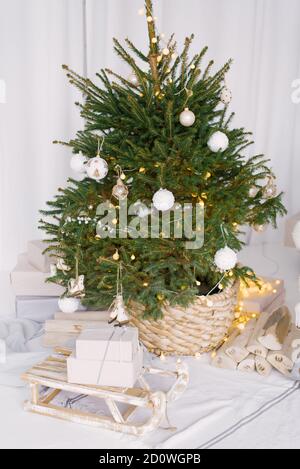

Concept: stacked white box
[[67, 326, 143, 388]]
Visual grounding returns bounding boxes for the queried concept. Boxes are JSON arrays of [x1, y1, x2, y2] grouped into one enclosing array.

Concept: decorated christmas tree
[[40, 0, 285, 323]]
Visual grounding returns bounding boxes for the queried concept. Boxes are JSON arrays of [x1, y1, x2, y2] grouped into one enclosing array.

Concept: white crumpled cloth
[[0, 318, 42, 353]]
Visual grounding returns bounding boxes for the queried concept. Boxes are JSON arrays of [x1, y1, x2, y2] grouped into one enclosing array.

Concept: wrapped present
[[67, 326, 143, 387], [238, 277, 285, 315], [284, 212, 300, 248], [27, 240, 56, 273], [15, 297, 87, 323], [42, 311, 109, 347], [10, 254, 64, 297], [67, 348, 143, 387], [15, 296, 59, 322], [76, 326, 139, 361]]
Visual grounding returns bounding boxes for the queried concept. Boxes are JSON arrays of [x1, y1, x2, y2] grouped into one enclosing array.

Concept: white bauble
[[214, 246, 237, 271], [86, 156, 108, 181], [207, 131, 229, 153], [152, 188, 175, 212], [179, 107, 195, 127], [70, 153, 87, 173], [128, 73, 139, 86], [292, 221, 300, 249], [220, 87, 232, 105], [249, 186, 259, 198], [58, 297, 80, 314]]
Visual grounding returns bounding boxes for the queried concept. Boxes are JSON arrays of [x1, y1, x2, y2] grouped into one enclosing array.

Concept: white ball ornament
[[70, 153, 87, 173], [207, 131, 229, 153], [179, 107, 196, 127], [86, 156, 108, 181], [214, 246, 237, 271], [292, 221, 300, 249], [152, 188, 175, 212], [128, 72, 139, 86], [249, 186, 259, 198], [58, 297, 80, 314]]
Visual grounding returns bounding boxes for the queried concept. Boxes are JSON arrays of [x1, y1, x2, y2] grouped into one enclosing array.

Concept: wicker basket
[[129, 281, 239, 356]]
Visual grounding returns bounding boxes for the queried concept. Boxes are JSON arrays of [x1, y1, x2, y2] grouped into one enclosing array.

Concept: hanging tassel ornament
[[108, 263, 130, 326], [112, 165, 129, 200]]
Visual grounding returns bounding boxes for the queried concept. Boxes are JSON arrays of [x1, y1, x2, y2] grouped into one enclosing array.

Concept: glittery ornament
[[112, 177, 129, 200]]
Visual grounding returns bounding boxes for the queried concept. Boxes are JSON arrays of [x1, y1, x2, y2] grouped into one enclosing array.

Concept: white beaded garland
[[70, 153, 87, 173], [207, 131, 229, 153], [86, 156, 108, 181], [152, 188, 175, 212], [58, 297, 80, 314], [179, 108, 195, 127], [214, 246, 237, 271]]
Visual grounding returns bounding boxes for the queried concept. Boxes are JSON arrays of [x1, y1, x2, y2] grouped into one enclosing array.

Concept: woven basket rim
[[194, 279, 238, 303], [130, 280, 239, 313]]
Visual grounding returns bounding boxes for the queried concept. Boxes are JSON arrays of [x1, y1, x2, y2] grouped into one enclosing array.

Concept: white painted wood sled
[[21, 347, 189, 436]]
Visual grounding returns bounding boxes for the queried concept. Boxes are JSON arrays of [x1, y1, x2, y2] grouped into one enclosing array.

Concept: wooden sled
[[21, 347, 189, 436]]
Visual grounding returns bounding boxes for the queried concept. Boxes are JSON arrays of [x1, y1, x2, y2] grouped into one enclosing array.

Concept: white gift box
[[15, 297, 87, 322], [76, 326, 139, 362], [67, 326, 143, 387], [67, 343, 143, 388], [15, 296, 59, 322], [27, 240, 56, 273], [10, 254, 64, 297]]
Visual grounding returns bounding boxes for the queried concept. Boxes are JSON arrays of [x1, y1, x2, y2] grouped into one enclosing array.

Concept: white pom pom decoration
[[152, 188, 175, 212], [128, 72, 139, 86], [207, 131, 229, 153], [58, 297, 80, 314], [70, 153, 87, 173], [292, 221, 300, 249], [179, 108, 195, 127], [214, 246, 237, 271], [86, 156, 108, 181], [295, 302, 300, 328]]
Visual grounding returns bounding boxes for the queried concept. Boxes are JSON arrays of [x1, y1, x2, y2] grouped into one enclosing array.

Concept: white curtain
[[0, 0, 300, 270]]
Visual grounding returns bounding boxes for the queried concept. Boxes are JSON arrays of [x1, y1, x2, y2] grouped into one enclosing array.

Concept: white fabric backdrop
[[0, 0, 300, 270]]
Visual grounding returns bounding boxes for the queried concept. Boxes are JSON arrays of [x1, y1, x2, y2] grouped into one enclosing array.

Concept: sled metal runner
[[21, 347, 188, 436]]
